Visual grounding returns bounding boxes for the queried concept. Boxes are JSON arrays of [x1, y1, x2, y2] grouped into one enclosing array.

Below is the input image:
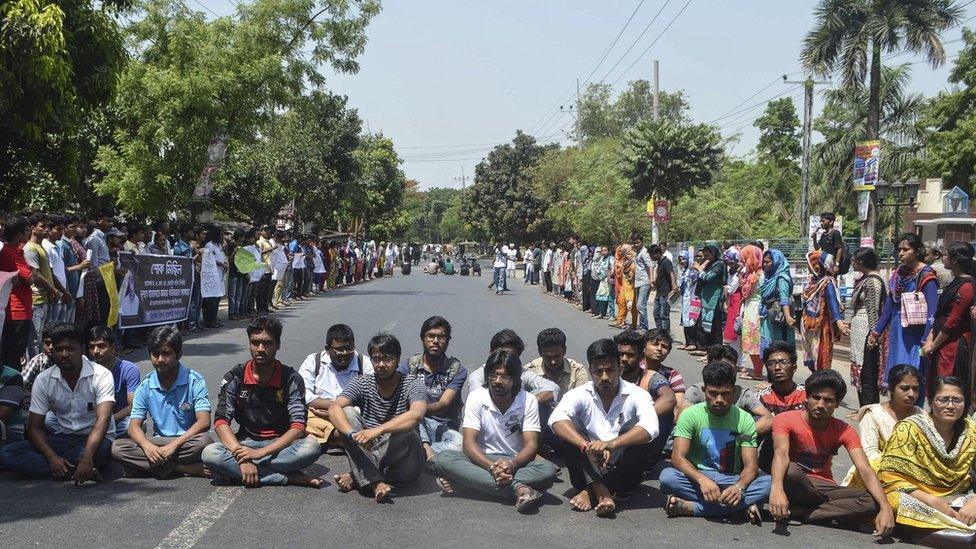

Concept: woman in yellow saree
[[877, 376, 976, 546]]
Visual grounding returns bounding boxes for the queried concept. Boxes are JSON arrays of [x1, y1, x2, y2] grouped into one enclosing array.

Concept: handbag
[[900, 273, 928, 328], [765, 300, 787, 325], [596, 279, 610, 299], [688, 297, 702, 321]]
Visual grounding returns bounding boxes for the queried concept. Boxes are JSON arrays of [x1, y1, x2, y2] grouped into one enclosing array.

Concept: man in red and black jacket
[[202, 315, 322, 487]]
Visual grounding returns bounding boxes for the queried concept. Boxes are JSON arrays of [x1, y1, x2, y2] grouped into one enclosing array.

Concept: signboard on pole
[[853, 140, 881, 191], [653, 200, 670, 223], [117, 253, 194, 329]]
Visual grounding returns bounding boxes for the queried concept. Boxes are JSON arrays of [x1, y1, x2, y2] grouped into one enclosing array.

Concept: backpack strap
[[407, 354, 422, 376], [357, 353, 364, 375], [314, 351, 323, 378]]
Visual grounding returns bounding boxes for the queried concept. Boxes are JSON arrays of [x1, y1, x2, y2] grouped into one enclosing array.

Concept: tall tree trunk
[[862, 41, 882, 243]]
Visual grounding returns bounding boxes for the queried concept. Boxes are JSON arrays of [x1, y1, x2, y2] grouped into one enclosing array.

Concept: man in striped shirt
[[330, 333, 427, 503]]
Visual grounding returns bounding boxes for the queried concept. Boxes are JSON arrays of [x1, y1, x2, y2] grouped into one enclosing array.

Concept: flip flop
[[665, 495, 682, 518], [435, 476, 454, 495], [747, 503, 763, 525], [515, 488, 543, 513]]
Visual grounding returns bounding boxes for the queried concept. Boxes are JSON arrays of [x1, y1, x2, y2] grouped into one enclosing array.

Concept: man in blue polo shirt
[[111, 326, 213, 478], [87, 326, 141, 438]]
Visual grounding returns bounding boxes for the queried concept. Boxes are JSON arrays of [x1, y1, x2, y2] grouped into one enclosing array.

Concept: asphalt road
[[0, 268, 910, 548]]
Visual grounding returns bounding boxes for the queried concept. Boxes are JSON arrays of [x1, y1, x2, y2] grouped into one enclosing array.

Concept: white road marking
[[155, 487, 243, 549]]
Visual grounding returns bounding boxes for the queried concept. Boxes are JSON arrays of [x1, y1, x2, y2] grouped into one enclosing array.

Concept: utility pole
[[784, 75, 829, 242], [560, 80, 581, 149], [453, 165, 468, 189], [576, 78, 582, 150], [651, 60, 660, 244]]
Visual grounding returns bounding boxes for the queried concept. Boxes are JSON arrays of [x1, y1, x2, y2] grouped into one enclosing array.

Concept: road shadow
[[0, 474, 180, 524]]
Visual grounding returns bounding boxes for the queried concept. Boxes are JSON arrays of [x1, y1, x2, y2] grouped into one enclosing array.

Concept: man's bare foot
[[285, 472, 324, 488], [570, 488, 593, 512], [333, 473, 358, 492], [591, 483, 616, 516], [373, 481, 393, 502], [514, 485, 542, 513], [422, 443, 435, 461], [175, 463, 211, 478]]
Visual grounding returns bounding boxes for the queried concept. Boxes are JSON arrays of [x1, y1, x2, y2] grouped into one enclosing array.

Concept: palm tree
[[801, 0, 962, 238], [802, 0, 962, 140]]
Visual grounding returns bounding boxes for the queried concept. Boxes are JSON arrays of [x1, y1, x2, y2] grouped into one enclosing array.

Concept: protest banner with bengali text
[[117, 253, 194, 329]]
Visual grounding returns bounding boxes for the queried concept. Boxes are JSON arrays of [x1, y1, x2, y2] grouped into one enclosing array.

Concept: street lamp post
[[874, 177, 921, 260]]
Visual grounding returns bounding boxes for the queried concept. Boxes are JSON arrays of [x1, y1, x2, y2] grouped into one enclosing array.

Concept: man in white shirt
[[0, 323, 115, 483], [489, 243, 508, 294], [298, 324, 373, 446], [464, 329, 560, 405], [542, 243, 555, 294], [435, 349, 558, 512], [506, 243, 517, 280], [270, 230, 290, 309], [549, 338, 660, 516]]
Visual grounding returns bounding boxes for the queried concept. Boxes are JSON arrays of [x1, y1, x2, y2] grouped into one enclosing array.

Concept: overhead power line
[[608, 0, 695, 86]]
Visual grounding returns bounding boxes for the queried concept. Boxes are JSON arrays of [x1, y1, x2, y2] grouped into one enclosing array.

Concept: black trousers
[[1, 319, 31, 370], [581, 275, 592, 311], [256, 273, 272, 312], [544, 271, 553, 293]]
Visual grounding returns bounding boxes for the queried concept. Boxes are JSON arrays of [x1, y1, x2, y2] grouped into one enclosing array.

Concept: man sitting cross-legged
[[660, 361, 770, 523], [297, 323, 373, 447], [549, 338, 660, 516], [111, 326, 213, 479], [330, 333, 428, 502], [201, 315, 322, 488], [0, 322, 114, 484], [769, 369, 894, 537], [435, 348, 558, 513]]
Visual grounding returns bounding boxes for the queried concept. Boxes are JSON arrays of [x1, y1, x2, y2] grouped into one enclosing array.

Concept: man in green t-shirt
[[23, 213, 68, 358], [659, 361, 770, 523]]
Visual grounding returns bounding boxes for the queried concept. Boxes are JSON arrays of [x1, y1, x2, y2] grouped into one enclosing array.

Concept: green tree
[[0, 0, 129, 207], [575, 80, 690, 143], [811, 64, 925, 216], [460, 131, 557, 244], [754, 97, 801, 169], [615, 80, 690, 128], [670, 160, 799, 241], [576, 83, 617, 141], [916, 28, 976, 190], [619, 120, 724, 202], [802, 0, 962, 141], [543, 140, 648, 244], [346, 133, 405, 238], [96, 0, 379, 215]]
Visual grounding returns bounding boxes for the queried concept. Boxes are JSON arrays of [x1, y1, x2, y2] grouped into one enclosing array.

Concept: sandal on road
[[515, 487, 542, 513], [665, 495, 683, 518], [747, 503, 763, 525]]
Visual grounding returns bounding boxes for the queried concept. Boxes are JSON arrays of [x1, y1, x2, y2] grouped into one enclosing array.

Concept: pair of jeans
[[523, 263, 532, 283], [418, 416, 462, 454], [188, 278, 201, 329], [28, 303, 51, 358], [340, 407, 424, 487], [653, 295, 671, 332], [531, 266, 540, 285], [636, 284, 652, 331], [0, 433, 112, 478], [201, 436, 321, 486], [659, 467, 771, 517], [435, 449, 558, 501], [227, 275, 242, 317], [493, 267, 506, 292]]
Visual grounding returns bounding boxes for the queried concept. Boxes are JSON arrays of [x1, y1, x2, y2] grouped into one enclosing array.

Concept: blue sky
[[198, 0, 976, 190]]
